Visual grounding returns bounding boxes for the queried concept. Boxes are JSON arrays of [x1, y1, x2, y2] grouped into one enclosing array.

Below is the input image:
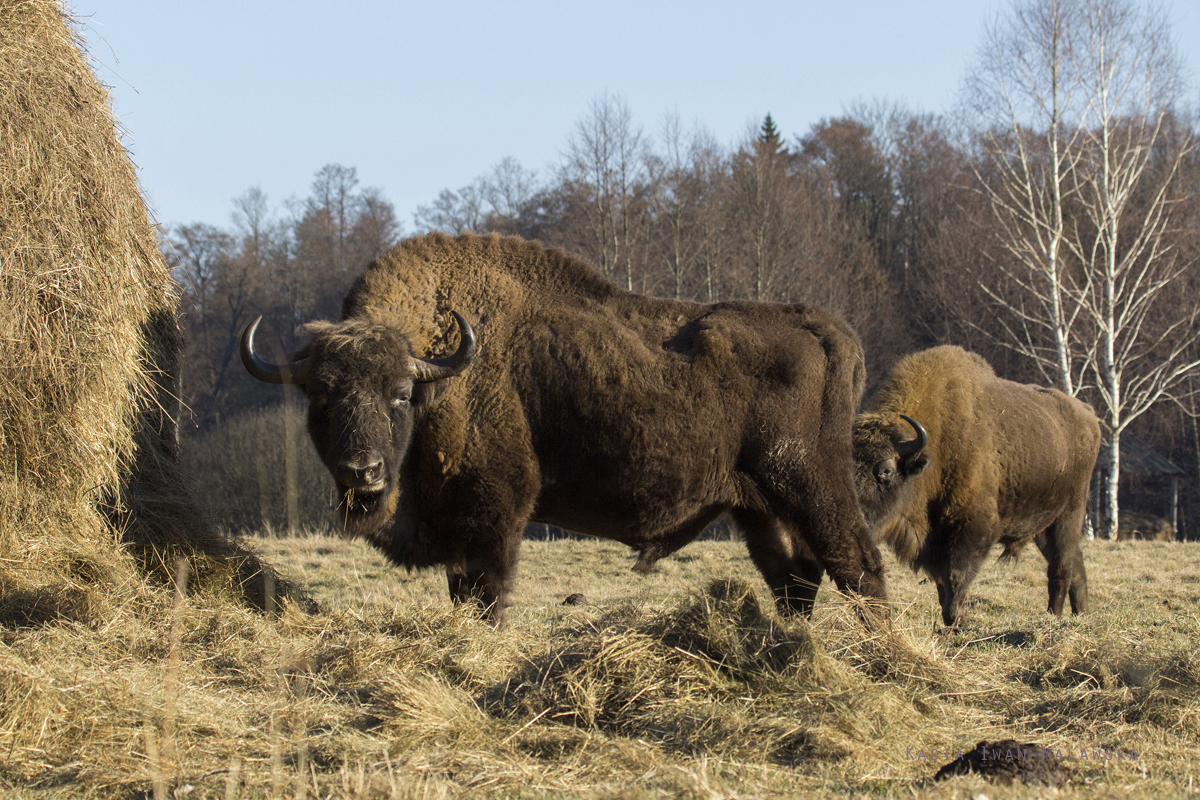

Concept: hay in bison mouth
[[340, 481, 389, 516]]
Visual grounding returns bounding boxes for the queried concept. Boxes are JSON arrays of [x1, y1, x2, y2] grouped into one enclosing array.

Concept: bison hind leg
[[1067, 562, 1088, 615], [733, 509, 823, 616], [632, 551, 658, 574], [1051, 542, 1088, 616], [1035, 516, 1089, 617]]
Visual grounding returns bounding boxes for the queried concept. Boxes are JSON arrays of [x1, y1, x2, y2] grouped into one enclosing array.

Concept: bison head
[[852, 413, 929, 526], [240, 313, 477, 539]]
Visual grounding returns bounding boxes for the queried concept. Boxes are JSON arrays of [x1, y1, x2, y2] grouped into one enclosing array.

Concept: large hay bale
[[0, 0, 297, 621]]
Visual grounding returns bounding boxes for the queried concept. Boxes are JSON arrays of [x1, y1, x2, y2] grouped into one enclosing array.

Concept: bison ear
[[901, 453, 930, 477], [410, 380, 451, 411]]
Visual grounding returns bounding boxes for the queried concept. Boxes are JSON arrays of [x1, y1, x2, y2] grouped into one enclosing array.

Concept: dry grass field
[[2, 532, 1199, 799], [8, 3, 1198, 797]]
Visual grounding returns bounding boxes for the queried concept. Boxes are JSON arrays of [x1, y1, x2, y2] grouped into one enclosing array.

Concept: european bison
[[852, 346, 1100, 626], [242, 232, 886, 626]]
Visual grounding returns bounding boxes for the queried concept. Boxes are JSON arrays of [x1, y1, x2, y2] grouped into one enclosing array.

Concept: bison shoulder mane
[[339, 232, 615, 353]]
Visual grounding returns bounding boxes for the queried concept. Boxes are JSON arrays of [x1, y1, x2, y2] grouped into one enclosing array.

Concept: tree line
[[167, 0, 1199, 538], [166, 164, 400, 428]]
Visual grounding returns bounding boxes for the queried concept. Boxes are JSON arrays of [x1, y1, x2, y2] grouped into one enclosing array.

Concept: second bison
[[853, 346, 1100, 626]]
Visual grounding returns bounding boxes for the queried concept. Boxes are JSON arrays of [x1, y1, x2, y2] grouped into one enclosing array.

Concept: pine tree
[[758, 113, 787, 157]]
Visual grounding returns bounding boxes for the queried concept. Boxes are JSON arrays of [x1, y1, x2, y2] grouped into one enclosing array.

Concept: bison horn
[[240, 316, 310, 385], [896, 414, 928, 457], [410, 311, 478, 383]]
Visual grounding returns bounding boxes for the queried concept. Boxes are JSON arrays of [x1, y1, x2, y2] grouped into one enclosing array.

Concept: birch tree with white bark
[[966, 0, 1092, 396], [969, 0, 1197, 539], [1072, 0, 1197, 538], [563, 93, 648, 290]]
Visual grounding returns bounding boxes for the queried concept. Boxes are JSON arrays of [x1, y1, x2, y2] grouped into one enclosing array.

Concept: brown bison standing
[[852, 346, 1100, 626], [242, 232, 886, 626]]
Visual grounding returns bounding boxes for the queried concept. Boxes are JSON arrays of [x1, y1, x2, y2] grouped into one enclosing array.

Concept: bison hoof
[[562, 593, 587, 606]]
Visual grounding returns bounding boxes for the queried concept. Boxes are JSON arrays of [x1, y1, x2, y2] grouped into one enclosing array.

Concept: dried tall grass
[[0, 0, 295, 621], [181, 404, 340, 532], [6, 535, 1195, 797]]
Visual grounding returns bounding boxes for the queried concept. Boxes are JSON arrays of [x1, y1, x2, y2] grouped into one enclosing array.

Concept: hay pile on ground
[[0, 532, 1197, 796], [0, 569, 966, 796], [481, 578, 956, 770], [0, 0, 293, 622]]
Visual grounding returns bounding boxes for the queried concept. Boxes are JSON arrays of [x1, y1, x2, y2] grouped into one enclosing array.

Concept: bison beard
[[242, 232, 888, 627], [853, 346, 1100, 627]]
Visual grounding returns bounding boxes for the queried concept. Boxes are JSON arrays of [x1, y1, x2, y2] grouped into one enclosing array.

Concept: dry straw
[[0, 0, 296, 622]]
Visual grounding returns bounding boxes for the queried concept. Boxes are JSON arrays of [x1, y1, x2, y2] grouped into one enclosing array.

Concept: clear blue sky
[[74, 1, 1200, 233]]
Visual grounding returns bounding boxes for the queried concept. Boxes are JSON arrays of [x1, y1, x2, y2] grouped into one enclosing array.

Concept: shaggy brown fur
[[246, 232, 887, 626], [852, 346, 1100, 626]]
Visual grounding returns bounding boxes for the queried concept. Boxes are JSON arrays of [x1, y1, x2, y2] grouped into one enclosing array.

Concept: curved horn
[[410, 311, 478, 384], [240, 315, 309, 385], [896, 414, 928, 458]]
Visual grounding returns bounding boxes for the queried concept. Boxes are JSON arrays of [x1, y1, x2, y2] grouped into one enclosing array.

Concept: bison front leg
[[445, 531, 522, 628], [935, 577, 972, 628], [756, 458, 889, 615], [446, 568, 509, 627], [936, 578, 971, 628], [937, 533, 988, 627], [439, 458, 537, 628]]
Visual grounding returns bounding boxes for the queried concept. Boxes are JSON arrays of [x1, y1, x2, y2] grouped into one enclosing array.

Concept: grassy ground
[[2, 532, 1199, 798]]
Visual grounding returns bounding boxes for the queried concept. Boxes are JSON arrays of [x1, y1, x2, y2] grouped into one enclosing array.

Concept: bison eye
[[390, 393, 411, 408], [874, 459, 897, 484]]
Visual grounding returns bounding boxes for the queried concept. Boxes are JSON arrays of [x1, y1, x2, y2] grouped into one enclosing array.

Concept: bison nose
[[335, 457, 384, 489]]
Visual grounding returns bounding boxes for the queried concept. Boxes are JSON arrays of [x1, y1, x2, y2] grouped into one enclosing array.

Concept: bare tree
[[413, 157, 539, 235], [647, 113, 716, 300], [413, 183, 487, 234], [685, 130, 731, 303], [289, 164, 400, 321], [307, 164, 361, 276], [969, 0, 1198, 538], [352, 187, 402, 263], [231, 186, 271, 262], [799, 116, 897, 270], [562, 92, 649, 289], [483, 156, 539, 227], [168, 221, 258, 425], [169, 223, 230, 328], [727, 116, 798, 301], [1071, 0, 1198, 537], [966, 0, 1092, 395]]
